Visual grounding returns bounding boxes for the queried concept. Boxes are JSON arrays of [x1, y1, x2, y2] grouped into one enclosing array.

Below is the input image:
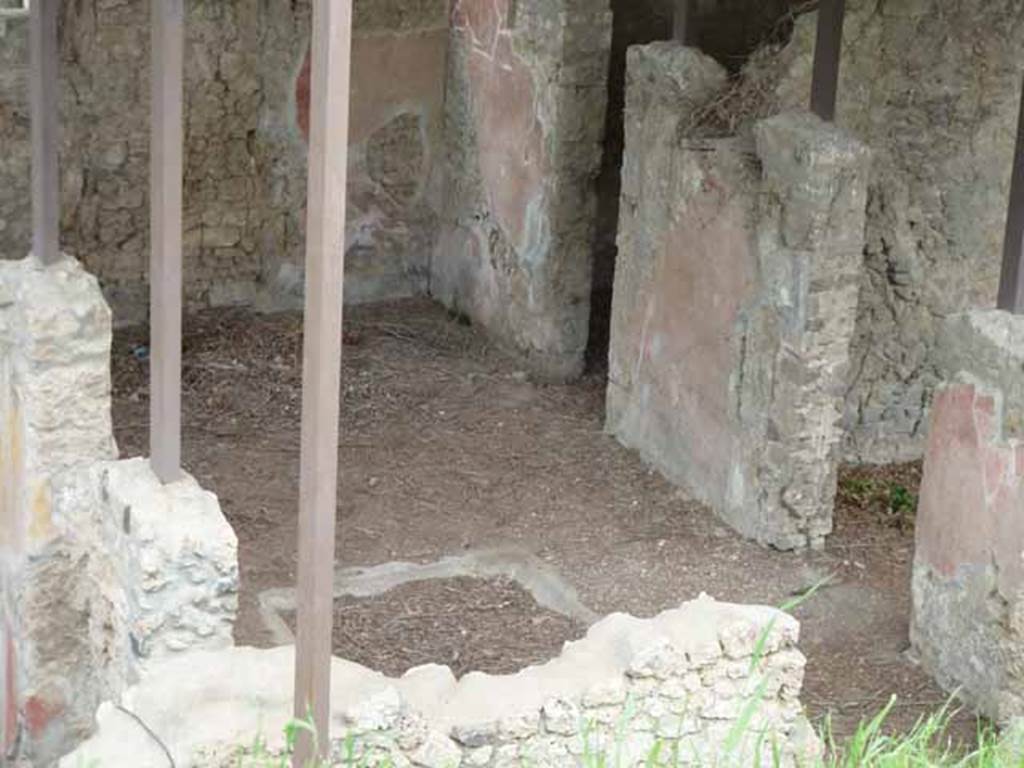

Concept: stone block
[[607, 43, 871, 549], [912, 309, 1024, 722]]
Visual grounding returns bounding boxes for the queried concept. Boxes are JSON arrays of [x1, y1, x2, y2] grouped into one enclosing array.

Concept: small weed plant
[[230, 706, 1019, 768]]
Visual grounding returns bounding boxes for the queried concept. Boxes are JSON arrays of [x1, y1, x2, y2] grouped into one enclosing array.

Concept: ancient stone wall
[[758, 0, 1024, 462], [607, 44, 870, 550], [66, 597, 821, 768], [433, 0, 612, 380], [0, 254, 117, 761], [912, 310, 1024, 723], [0, 0, 447, 324], [0, 256, 238, 766]]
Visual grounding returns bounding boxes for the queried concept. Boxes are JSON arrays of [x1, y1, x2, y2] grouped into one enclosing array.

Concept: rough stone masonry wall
[[66, 597, 821, 768], [912, 310, 1024, 723], [0, 0, 446, 324], [755, 0, 1024, 462], [607, 44, 870, 550], [433, 0, 612, 380], [0, 255, 238, 766], [0, 11, 30, 265]]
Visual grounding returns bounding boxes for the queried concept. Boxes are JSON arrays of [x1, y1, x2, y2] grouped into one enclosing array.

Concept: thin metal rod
[[149, 0, 184, 484], [29, 0, 59, 265], [292, 0, 352, 763], [999, 76, 1024, 313], [809, 0, 846, 122], [673, 0, 699, 47]]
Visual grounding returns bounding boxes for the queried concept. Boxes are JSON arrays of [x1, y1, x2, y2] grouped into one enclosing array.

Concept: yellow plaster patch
[[0, 404, 20, 549], [27, 483, 54, 544]]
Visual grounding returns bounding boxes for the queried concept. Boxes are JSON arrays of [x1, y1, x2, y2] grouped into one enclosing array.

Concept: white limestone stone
[[64, 597, 820, 768]]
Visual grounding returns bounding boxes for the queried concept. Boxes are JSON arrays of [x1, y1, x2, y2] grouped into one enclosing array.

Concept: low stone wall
[[607, 43, 871, 550], [65, 596, 820, 768], [912, 310, 1024, 722], [0, 255, 238, 765], [433, 0, 612, 380]]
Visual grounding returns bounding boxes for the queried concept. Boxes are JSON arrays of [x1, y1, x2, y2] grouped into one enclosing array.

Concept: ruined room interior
[[5, 0, 1024, 765]]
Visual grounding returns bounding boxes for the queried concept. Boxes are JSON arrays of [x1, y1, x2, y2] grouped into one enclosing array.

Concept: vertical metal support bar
[[998, 76, 1024, 313], [809, 0, 846, 122], [673, 0, 699, 47], [293, 0, 352, 763], [150, 0, 184, 484], [29, 0, 59, 265]]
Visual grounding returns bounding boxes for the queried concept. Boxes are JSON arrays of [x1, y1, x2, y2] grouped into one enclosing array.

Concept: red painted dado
[[3, 629, 15, 753], [296, 44, 312, 142], [916, 381, 1024, 598]]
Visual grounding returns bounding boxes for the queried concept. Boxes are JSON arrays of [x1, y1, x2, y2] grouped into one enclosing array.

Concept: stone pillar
[[432, 0, 612, 380], [0, 254, 117, 760], [912, 310, 1024, 722], [607, 43, 871, 550]]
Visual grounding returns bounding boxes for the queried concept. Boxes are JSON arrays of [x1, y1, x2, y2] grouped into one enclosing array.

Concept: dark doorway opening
[[585, 0, 672, 374], [585, 0, 799, 375]]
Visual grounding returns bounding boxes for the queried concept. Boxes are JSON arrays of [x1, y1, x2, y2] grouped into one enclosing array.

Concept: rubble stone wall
[[762, 0, 1024, 462], [432, 0, 612, 379], [0, 0, 447, 324], [607, 44, 870, 550], [66, 597, 821, 768]]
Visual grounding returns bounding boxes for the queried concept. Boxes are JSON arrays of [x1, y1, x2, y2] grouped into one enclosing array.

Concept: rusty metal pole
[[29, 0, 59, 265], [998, 76, 1024, 313], [293, 0, 352, 763], [673, 0, 699, 47], [149, 0, 185, 484], [809, 0, 846, 122]]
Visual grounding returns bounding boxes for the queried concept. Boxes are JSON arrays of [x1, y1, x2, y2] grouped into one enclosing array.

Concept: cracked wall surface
[[607, 44, 870, 550], [433, 0, 612, 380], [751, 0, 1024, 462], [912, 310, 1024, 723], [0, 0, 447, 323]]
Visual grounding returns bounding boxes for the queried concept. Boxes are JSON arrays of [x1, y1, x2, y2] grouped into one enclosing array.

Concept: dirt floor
[[282, 576, 583, 678], [111, 299, 977, 744]]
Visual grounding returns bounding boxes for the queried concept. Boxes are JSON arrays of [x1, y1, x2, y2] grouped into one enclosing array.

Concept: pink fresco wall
[[451, 0, 547, 252], [916, 381, 1024, 599]]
